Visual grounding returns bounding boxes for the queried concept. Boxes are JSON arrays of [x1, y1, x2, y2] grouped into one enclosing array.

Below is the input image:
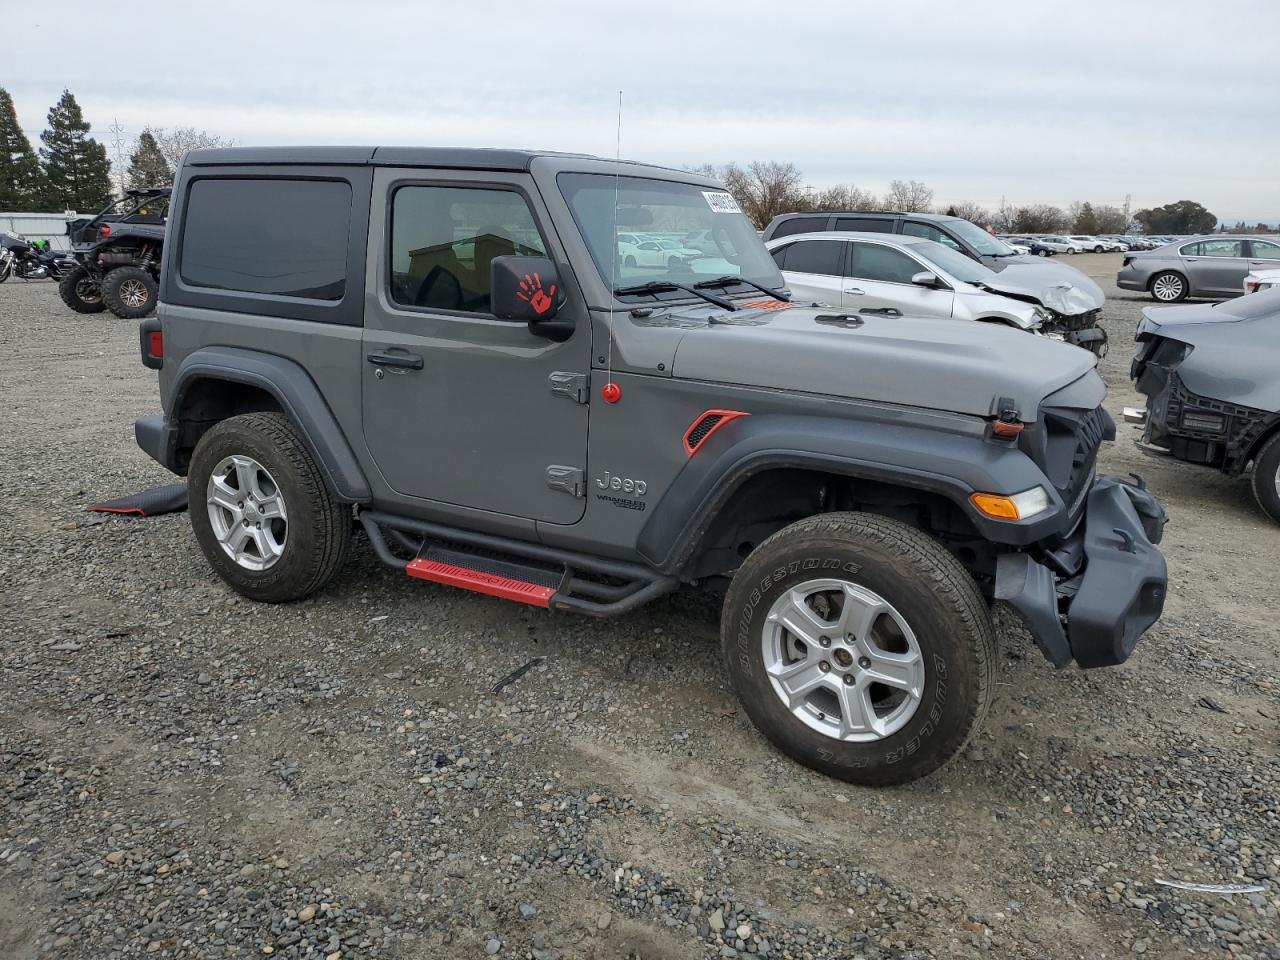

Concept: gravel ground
[[2, 255, 1277, 960]]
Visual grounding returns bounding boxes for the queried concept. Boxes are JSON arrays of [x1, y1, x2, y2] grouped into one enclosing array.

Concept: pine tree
[[39, 90, 112, 212], [127, 129, 172, 189], [0, 88, 43, 210]]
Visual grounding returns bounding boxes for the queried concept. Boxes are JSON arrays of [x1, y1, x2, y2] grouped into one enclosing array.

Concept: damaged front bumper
[[995, 475, 1168, 668]]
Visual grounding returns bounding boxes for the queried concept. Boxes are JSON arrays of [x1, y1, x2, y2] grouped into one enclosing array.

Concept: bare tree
[[884, 179, 934, 213], [1010, 204, 1069, 234], [150, 127, 236, 172], [809, 183, 878, 211], [943, 200, 991, 226], [1092, 204, 1129, 233]]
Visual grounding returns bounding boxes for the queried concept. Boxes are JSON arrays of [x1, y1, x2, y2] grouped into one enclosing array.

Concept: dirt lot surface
[[2, 254, 1278, 960]]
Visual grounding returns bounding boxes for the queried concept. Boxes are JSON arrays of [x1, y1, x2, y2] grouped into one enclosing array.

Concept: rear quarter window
[[180, 178, 352, 300]]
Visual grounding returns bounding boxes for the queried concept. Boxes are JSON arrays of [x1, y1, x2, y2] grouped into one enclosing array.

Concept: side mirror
[[491, 255, 565, 320], [911, 270, 943, 289]]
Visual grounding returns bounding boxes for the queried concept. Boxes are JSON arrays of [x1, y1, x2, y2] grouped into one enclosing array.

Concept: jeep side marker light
[[969, 487, 1051, 521]]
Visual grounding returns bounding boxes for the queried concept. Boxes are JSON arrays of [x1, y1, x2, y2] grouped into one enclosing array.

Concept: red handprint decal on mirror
[[517, 272, 556, 315]]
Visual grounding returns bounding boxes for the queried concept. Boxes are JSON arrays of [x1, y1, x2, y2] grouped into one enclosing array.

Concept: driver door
[[361, 169, 591, 524]]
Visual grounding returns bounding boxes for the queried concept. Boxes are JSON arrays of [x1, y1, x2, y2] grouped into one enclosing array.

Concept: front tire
[[188, 413, 351, 603], [101, 265, 158, 318], [1150, 271, 1188, 302], [721, 513, 996, 786], [1250, 433, 1280, 525], [58, 266, 106, 314]]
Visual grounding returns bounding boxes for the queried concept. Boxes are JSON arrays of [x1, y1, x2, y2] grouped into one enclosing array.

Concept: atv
[[61, 188, 169, 318]]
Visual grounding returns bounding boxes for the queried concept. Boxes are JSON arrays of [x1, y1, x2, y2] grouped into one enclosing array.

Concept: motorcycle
[[0, 232, 77, 282]]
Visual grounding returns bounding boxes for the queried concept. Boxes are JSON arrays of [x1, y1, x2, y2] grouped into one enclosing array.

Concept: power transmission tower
[[109, 119, 129, 197]]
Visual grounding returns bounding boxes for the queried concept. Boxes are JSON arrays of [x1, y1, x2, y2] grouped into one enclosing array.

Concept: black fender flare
[[167, 346, 371, 502], [636, 413, 1066, 573]]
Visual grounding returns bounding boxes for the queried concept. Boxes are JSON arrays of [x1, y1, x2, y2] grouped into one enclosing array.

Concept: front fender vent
[[682, 409, 750, 457]]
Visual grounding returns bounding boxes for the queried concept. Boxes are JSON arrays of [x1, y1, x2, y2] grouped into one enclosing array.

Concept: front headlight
[[969, 486, 1053, 521]]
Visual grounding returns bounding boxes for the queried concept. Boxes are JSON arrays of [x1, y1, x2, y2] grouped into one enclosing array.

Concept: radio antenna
[[605, 90, 622, 394]]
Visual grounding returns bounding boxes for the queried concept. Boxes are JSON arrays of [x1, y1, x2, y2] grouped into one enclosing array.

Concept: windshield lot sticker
[[703, 191, 742, 214]]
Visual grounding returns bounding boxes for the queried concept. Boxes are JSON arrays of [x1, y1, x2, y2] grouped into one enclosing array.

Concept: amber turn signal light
[[968, 487, 1052, 521]]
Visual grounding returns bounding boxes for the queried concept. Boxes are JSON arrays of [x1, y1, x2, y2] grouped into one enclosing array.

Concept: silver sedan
[[1116, 235, 1280, 302]]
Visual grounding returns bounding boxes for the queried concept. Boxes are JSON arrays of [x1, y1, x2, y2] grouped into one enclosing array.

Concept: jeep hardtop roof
[[183, 146, 692, 177]]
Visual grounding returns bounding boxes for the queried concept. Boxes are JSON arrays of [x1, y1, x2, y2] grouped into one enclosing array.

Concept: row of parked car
[[999, 234, 1169, 255]]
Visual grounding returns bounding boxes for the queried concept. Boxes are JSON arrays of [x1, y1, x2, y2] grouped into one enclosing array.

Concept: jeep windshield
[[558, 173, 784, 302], [947, 218, 1017, 257]]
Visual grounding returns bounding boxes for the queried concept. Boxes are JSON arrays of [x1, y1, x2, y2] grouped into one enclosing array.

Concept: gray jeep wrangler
[[133, 147, 1168, 786]]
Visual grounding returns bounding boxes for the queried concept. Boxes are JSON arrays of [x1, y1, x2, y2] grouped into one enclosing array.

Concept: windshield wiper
[[693, 275, 791, 302], [613, 280, 737, 311]]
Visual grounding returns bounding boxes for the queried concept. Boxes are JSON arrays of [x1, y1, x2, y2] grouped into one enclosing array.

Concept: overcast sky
[[5, 0, 1278, 223]]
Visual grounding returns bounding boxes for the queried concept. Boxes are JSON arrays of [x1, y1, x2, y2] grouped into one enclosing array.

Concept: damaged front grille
[[1042, 308, 1108, 356], [1021, 403, 1115, 522]]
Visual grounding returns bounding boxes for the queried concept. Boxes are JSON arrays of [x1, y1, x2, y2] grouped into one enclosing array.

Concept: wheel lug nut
[[819, 661, 830, 673], [819, 636, 830, 648], [843, 674, 855, 686], [859, 657, 871, 669]]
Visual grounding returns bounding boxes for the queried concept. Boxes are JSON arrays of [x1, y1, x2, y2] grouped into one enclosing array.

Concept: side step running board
[[359, 510, 677, 617]]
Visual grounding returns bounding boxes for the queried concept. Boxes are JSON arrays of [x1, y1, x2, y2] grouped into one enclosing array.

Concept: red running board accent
[[405, 558, 555, 608]]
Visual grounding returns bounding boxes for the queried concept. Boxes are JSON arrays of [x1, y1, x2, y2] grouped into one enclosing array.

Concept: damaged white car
[[767, 232, 1108, 354]]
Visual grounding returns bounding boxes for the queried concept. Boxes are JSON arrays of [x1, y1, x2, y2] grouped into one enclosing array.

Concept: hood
[[977, 261, 1105, 315], [668, 302, 1098, 419]]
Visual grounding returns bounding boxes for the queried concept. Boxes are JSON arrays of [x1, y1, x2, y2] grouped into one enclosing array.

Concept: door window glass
[[902, 221, 962, 251], [834, 217, 894, 233], [390, 185, 546, 313], [849, 242, 925, 284], [778, 239, 844, 276], [1248, 239, 1280, 260]]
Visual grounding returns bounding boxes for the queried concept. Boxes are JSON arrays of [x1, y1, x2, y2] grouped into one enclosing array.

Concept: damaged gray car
[[1129, 288, 1280, 522], [767, 232, 1108, 354]]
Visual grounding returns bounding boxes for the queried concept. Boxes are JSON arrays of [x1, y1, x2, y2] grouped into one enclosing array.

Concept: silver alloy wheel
[[206, 455, 288, 571], [1152, 274, 1184, 301], [118, 277, 150, 308], [761, 579, 925, 742]]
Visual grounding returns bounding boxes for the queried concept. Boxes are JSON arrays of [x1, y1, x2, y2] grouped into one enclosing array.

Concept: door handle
[[844, 287, 865, 295], [367, 350, 424, 370]]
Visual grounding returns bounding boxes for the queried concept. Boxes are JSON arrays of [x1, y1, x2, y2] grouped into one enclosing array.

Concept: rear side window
[[835, 217, 893, 233], [776, 239, 845, 276], [180, 178, 352, 300], [770, 216, 828, 238], [1248, 239, 1280, 260]]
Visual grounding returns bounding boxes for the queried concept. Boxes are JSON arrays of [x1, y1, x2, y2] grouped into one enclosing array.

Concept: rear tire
[[1150, 271, 1188, 302], [58, 266, 106, 314], [1250, 433, 1280, 525], [101, 265, 158, 318], [188, 413, 352, 603], [721, 512, 996, 786]]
